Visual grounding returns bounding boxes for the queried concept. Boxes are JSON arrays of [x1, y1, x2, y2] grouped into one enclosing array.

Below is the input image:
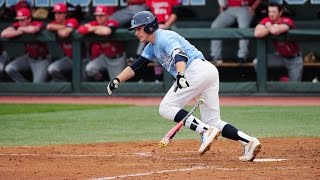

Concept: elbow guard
[[172, 48, 188, 64]]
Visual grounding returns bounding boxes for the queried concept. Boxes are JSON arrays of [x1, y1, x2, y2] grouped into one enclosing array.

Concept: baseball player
[[1, 7, 50, 83], [47, 3, 79, 82], [253, 2, 303, 81], [77, 5, 125, 81], [210, 0, 261, 64], [135, 0, 183, 82], [107, 11, 261, 161]]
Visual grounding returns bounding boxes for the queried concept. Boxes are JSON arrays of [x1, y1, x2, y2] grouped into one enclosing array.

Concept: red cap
[[94, 5, 116, 16], [53, 3, 67, 13], [16, 7, 31, 20]]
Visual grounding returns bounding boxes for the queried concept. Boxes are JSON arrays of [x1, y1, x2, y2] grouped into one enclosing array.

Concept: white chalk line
[[90, 165, 309, 180], [90, 166, 209, 180]]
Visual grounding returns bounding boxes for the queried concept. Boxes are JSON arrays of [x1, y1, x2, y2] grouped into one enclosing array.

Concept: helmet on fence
[[128, 11, 159, 34]]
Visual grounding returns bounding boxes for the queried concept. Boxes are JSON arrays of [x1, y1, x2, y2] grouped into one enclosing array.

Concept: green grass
[[0, 104, 319, 146]]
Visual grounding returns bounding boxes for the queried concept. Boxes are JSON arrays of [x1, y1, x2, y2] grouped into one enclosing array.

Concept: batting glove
[[107, 78, 120, 95], [174, 72, 189, 92]]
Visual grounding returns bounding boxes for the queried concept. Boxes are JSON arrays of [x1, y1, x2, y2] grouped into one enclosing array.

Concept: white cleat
[[198, 127, 220, 156], [239, 137, 262, 161]]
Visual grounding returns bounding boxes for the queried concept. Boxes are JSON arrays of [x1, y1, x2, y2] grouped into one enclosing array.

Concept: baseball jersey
[[228, 0, 253, 7], [145, 0, 182, 23], [12, 21, 49, 58], [259, 17, 300, 57], [88, 20, 123, 59], [49, 18, 79, 58], [141, 29, 204, 77], [127, 0, 145, 5]]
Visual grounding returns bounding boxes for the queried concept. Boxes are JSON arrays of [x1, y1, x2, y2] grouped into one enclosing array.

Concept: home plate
[[254, 158, 287, 162]]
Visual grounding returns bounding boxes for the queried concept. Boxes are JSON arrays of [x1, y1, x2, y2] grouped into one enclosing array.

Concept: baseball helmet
[[128, 11, 159, 34]]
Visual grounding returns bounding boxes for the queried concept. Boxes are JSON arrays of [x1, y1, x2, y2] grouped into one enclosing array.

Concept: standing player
[[253, 2, 303, 81], [1, 7, 50, 83], [210, 0, 261, 64], [107, 11, 261, 161], [47, 3, 79, 82], [77, 5, 125, 81]]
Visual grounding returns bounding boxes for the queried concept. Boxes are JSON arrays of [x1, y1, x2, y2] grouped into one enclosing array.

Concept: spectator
[[47, 3, 79, 82], [77, 5, 125, 81], [1, 7, 50, 83], [0, 44, 9, 81], [109, 0, 147, 27], [253, 2, 303, 81], [136, 0, 183, 82], [210, 0, 261, 64]]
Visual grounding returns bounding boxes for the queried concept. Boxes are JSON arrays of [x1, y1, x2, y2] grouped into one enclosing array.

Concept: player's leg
[[235, 7, 252, 60], [210, 9, 236, 61], [284, 56, 303, 81], [199, 61, 261, 161], [48, 56, 72, 82], [85, 54, 106, 81], [159, 59, 220, 155], [105, 53, 126, 80], [29, 56, 51, 83], [5, 54, 30, 82], [109, 5, 147, 26]]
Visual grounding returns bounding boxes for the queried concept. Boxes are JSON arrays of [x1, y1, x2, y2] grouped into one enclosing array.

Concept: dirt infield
[[0, 96, 319, 179]]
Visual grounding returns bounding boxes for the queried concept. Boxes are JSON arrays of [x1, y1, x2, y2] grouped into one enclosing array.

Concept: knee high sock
[[174, 109, 210, 134], [221, 124, 252, 145]]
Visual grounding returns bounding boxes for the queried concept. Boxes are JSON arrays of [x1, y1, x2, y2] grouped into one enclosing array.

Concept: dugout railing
[[0, 28, 320, 96]]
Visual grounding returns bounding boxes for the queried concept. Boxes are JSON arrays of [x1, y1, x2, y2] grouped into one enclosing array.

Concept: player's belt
[[284, 52, 300, 59]]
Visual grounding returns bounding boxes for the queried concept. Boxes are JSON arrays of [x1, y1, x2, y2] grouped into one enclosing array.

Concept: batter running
[[107, 11, 261, 161]]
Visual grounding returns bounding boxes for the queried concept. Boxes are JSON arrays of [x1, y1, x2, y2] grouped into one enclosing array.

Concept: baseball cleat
[[198, 127, 220, 156], [239, 137, 261, 161]]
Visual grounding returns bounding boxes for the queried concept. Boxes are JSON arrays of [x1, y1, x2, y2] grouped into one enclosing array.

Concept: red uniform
[[86, 20, 124, 59], [145, 0, 182, 23], [260, 17, 300, 57], [49, 18, 79, 58], [12, 21, 49, 59], [227, 0, 253, 7]]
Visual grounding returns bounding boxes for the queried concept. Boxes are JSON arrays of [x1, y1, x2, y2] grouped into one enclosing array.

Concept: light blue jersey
[[141, 29, 205, 77]]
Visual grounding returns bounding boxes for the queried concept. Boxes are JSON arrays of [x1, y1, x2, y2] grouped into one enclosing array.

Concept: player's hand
[[107, 78, 120, 95], [174, 72, 189, 92]]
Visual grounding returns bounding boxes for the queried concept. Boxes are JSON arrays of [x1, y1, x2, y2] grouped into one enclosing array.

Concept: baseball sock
[[221, 124, 252, 144], [174, 109, 209, 133]]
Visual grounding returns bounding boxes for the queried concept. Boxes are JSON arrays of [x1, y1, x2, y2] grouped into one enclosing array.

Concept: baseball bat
[[158, 99, 204, 148]]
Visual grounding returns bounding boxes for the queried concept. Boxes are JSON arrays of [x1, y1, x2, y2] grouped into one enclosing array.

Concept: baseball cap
[[16, 7, 31, 20], [53, 3, 67, 13], [94, 5, 116, 16]]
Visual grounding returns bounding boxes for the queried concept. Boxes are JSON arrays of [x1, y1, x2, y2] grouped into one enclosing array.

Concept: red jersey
[[146, 0, 182, 23], [260, 17, 300, 57], [127, 0, 145, 5], [87, 20, 123, 59], [49, 18, 79, 58], [12, 21, 49, 58], [227, 0, 253, 7]]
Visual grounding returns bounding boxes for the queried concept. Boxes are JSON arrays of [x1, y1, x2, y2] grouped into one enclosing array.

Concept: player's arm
[[93, 25, 114, 36], [254, 24, 269, 38], [172, 48, 189, 91], [249, 0, 262, 15], [107, 56, 151, 95], [0, 26, 23, 38], [47, 23, 66, 31], [268, 23, 290, 35]]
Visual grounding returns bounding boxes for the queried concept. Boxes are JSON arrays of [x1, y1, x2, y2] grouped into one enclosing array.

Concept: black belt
[[283, 53, 300, 59]]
